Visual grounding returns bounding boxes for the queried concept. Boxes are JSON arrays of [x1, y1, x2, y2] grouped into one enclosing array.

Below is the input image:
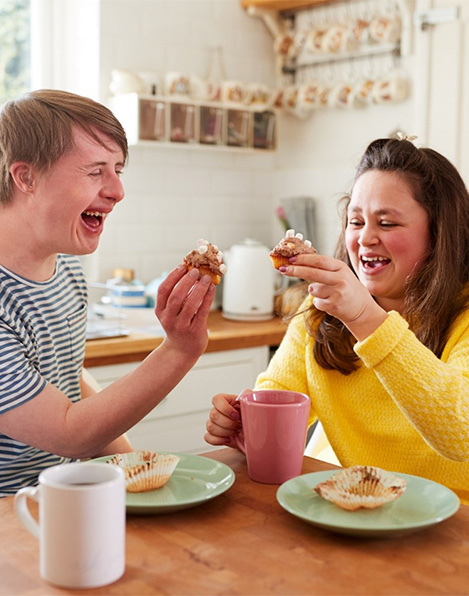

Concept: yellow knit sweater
[[256, 304, 469, 505]]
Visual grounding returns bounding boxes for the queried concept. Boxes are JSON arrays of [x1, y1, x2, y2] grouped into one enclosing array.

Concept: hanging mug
[[372, 70, 409, 104]]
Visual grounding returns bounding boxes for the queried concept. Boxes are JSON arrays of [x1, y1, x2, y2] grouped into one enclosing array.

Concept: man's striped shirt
[[0, 254, 87, 495]]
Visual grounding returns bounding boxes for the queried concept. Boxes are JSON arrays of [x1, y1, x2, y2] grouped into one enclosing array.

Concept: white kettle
[[222, 239, 287, 321]]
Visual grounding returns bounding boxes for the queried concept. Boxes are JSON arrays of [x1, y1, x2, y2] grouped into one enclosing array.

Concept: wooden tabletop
[[84, 310, 287, 367], [1, 449, 468, 596]]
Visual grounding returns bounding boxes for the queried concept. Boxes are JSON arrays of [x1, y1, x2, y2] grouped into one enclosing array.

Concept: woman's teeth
[[361, 256, 389, 268], [83, 211, 107, 219]]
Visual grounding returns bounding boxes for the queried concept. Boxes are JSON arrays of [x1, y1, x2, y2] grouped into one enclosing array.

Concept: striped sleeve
[[0, 323, 47, 413]]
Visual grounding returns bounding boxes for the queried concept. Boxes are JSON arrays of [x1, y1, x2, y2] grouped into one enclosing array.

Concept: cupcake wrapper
[[186, 263, 222, 285], [314, 466, 406, 511], [270, 255, 291, 270], [107, 451, 180, 493]]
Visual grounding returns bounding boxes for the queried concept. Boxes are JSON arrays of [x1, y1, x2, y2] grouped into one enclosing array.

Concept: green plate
[[92, 453, 235, 514], [276, 470, 460, 538]]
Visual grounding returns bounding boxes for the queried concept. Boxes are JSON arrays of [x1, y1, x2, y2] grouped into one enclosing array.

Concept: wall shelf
[[244, 0, 415, 86], [129, 140, 276, 154], [109, 93, 277, 152], [242, 0, 333, 12]]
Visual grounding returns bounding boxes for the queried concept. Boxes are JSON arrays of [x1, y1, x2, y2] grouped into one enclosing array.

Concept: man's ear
[[9, 162, 36, 193]]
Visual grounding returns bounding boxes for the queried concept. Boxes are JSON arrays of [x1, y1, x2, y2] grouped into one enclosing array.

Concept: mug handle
[[231, 391, 250, 454], [14, 486, 40, 539]]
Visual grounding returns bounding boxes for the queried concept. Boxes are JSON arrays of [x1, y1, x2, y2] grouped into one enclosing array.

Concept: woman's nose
[[358, 224, 378, 246]]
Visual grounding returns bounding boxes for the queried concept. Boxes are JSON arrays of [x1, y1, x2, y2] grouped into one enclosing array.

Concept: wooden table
[[84, 310, 287, 367], [1, 449, 468, 595]]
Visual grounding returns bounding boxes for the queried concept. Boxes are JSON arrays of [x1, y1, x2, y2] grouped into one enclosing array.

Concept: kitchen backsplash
[[94, 146, 276, 283], [80, 0, 414, 283], [83, 0, 278, 283]]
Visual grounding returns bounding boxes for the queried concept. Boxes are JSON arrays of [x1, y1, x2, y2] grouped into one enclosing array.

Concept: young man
[[0, 90, 215, 495]]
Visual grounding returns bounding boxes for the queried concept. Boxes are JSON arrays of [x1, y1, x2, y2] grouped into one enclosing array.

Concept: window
[[0, 1, 101, 105], [0, 0, 30, 105]]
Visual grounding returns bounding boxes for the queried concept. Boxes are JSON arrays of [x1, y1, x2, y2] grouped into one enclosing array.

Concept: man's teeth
[[362, 256, 388, 262], [83, 211, 107, 218]]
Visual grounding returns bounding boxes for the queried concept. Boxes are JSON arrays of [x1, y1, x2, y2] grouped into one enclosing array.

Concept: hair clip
[[396, 131, 418, 142]]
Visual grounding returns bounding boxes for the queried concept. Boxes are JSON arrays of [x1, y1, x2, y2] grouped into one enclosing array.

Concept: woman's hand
[[204, 393, 241, 446], [280, 254, 387, 340], [156, 265, 215, 357]]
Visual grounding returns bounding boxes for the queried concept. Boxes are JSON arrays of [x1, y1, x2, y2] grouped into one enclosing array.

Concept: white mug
[[14, 462, 126, 589], [328, 81, 355, 109], [372, 70, 409, 104], [221, 81, 251, 105], [246, 83, 271, 107], [190, 75, 220, 101], [321, 24, 351, 53], [369, 16, 401, 44], [165, 72, 191, 96]]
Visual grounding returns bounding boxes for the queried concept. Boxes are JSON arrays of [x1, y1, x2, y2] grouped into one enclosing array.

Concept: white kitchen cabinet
[[87, 346, 269, 454]]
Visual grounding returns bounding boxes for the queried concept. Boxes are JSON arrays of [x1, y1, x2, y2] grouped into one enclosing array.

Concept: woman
[[205, 137, 469, 504]]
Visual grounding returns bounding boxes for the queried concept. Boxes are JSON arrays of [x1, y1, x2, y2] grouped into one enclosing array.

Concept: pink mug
[[233, 389, 310, 484]]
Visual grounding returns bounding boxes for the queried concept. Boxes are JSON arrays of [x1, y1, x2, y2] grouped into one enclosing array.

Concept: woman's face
[[345, 169, 431, 313]]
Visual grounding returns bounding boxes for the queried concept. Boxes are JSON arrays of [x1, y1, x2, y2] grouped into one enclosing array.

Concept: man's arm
[[80, 369, 133, 456]]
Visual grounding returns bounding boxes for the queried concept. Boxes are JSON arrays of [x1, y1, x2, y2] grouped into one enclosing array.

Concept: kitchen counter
[[2, 449, 468, 595], [84, 310, 287, 367]]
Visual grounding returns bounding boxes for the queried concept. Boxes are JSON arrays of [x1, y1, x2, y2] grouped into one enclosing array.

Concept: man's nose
[[102, 175, 125, 203]]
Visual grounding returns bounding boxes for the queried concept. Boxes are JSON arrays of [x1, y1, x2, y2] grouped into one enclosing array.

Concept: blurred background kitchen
[[3, 0, 467, 289], [2, 0, 468, 453]]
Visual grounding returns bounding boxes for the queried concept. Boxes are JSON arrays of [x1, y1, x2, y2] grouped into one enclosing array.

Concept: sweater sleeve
[[255, 301, 317, 427], [354, 310, 469, 461]]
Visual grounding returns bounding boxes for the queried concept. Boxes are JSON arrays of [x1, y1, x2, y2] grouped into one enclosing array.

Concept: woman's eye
[[380, 221, 397, 228], [348, 219, 363, 227]]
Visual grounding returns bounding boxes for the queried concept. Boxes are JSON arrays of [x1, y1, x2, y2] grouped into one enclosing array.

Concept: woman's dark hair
[[309, 137, 469, 374]]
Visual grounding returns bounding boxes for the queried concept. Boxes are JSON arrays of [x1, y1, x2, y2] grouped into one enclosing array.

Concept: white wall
[[273, 93, 414, 256], [271, 0, 416, 256], [81, 0, 418, 280], [93, 0, 278, 283]]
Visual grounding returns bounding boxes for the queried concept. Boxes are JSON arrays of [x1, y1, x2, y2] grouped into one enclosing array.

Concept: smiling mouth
[[81, 211, 108, 228], [361, 256, 390, 270]]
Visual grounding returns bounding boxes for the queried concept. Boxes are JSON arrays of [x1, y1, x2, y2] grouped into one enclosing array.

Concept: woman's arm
[[354, 310, 469, 461], [280, 254, 469, 460]]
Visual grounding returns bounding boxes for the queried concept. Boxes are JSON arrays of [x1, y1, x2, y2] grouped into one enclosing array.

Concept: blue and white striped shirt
[[0, 254, 87, 496]]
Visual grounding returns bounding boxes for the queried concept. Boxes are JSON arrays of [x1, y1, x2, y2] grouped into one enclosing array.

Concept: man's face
[[30, 126, 125, 257]]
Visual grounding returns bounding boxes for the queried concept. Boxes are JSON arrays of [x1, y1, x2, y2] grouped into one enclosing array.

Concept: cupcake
[[107, 450, 180, 493], [270, 229, 316, 270], [314, 465, 406, 511], [184, 239, 227, 285]]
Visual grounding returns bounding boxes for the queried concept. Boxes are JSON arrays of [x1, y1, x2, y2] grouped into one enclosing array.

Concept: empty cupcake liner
[[107, 450, 180, 493], [314, 465, 406, 511]]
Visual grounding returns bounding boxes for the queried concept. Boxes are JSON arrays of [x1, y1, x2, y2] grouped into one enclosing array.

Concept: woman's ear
[[9, 162, 35, 193]]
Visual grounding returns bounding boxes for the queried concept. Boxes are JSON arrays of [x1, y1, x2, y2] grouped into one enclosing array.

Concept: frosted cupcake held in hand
[[184, 239, 227, 285], [270, 229, 316, 270]]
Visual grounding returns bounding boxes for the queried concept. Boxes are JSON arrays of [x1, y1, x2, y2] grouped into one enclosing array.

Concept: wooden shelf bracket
[[245, 5, 282, 38]]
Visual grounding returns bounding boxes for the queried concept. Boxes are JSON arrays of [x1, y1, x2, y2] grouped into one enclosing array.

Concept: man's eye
[[89, 170, 101, 177]]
